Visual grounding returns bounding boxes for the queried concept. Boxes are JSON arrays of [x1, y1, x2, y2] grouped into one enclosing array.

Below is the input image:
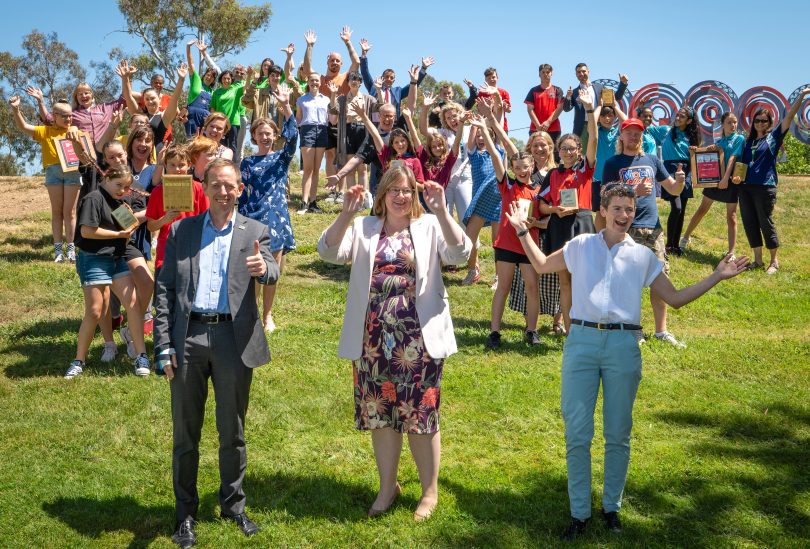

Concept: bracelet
[[586, 109, 594, 113], [410, 81, 417, 85], [516, 227, 529, 237]]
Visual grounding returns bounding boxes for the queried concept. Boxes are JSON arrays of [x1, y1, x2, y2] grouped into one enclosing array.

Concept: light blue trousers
[[561, 323, 642, 520]]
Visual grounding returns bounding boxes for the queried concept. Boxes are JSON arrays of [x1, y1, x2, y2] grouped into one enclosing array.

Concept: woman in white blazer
[[318, 165, 471, 521]]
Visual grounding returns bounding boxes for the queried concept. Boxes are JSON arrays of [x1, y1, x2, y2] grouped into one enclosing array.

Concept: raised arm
[[301, 30, 316, 78], [479, 96, 516, 158], [651, 254, 749, 308], [471, 115, 505, 181], [351, 101, 383, 152], [401, 106, 421, 149], [199, 38, 220, 75], [272, 83, 294, 121], [580, 95, 597, 166], [185, 39, 197, 75], [464, 79, 478, 110], [117, 60, 141, 116], [161, 64, 187, 126], [322, 185, 364, 249], [95, 106, 125, 149], [7, 96, 36, 137], [419, 91, 436, 138], [661, 162, 686, 196], [616, 73, 629, 101], [340, 26, 360, 72], [782, 88, 810, 134], [504, 200, 568, 274], [405, 65, 419, 114], [358, 39, 375, 95], [24, 87, 51, 123], [281, 43, 295, 82], [450, 112, 466, 158]]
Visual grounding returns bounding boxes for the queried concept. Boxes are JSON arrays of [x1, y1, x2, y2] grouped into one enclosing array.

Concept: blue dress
[[464, 146, 504, 225], [238, 116, 298, 254]]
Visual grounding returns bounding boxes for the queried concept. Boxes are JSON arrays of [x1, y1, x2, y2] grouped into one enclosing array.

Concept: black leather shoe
[[171, 517, 197, 548], [221, 512, 260, 537], [560, 517, 589, 541], [601, 508, 622, 533]]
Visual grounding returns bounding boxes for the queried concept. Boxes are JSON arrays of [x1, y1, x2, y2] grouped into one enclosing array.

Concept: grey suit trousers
[[171, 319, 253, 522]]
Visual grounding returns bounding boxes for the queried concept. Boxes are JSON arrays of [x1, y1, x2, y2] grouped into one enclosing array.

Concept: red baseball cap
[[620, 118, 645, 132]]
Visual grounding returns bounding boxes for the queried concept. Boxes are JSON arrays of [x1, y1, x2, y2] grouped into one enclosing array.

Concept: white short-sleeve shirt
[[562, 232, 664, 325]]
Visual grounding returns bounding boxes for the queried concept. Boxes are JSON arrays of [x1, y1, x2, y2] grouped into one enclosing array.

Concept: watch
[[516, 227, 530, 237]]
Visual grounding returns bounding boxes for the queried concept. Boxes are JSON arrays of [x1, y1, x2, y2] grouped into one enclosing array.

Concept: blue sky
[[4, 0, 809, 139]]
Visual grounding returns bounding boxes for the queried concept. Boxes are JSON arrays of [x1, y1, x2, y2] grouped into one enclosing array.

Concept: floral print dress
[[353, 228, 443, 434], [238, 115, 298, 253]]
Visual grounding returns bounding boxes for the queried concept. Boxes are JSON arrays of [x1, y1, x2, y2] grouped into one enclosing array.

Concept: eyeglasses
[[559, 146, 578, 153], [387, 188, 413, 197], [753, 118, 770, 124]]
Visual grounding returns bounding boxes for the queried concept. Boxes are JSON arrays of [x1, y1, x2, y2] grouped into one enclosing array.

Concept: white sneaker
[[120, 326, 137, 359], [66, 250, 76, 263], [54, 253, 65, 263], [296, 202, 308, 215], [654, 331, 686, 349], [100, 342, 118, 363], [679, 236, 691, 249], [134, 354, 151, 377], [632, 330, 647, 346], [65, 360, 84, 379]]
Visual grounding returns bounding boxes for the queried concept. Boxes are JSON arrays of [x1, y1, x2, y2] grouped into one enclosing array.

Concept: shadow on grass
[[636, 402, 810, 542], [452, 316, 562, 357], [676, 245, 724, 268], [0, 233, 52, 261], [293, 257, 351, 282], [2, 318, 139, 379], [43, 496, 174, 549], [245, 471, 381, 521]]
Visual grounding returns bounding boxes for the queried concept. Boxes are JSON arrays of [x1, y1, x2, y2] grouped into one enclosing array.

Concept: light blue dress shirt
[[193, 212, 234, 314]]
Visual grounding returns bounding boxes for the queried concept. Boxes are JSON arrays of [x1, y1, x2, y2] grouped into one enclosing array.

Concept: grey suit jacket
[[154, 211, 279, 368]]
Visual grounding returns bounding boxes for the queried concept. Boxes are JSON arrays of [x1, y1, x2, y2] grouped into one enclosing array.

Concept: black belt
[[190, 312, 232, 324], [571, 319, 642, 331]]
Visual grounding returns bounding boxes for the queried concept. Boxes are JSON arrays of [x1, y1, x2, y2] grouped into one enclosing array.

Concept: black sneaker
[[484, 331, 501, 350], [525, 330, 541, 346], [307, 201, 323, 213], [560, 517, 589, 541], [601, 509, 622, 533], [296, 202, 309, 215]]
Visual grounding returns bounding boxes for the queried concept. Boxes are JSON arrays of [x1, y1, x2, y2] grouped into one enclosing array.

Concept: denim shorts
[[76, 250, 131, 287], [299, 124, 329, 148], [45, 164, 82, 186]]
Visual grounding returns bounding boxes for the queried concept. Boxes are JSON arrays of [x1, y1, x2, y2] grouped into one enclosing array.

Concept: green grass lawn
[[0, 176, 808, 548]]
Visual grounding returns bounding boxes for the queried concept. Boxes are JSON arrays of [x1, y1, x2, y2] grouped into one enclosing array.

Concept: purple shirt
[[46, 96, 127, 143]]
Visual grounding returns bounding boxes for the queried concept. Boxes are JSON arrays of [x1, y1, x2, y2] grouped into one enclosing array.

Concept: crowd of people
[[6, 25, 807, 545]]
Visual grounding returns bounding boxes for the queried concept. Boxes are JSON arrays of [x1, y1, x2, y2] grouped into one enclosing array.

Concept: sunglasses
[[753, 118, 770, 124]]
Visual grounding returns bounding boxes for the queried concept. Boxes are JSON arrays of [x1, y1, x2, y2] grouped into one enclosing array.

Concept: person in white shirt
[[504, 182, 749, 541]]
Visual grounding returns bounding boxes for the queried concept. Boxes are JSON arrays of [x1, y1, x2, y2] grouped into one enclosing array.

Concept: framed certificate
[[690, 147, 725, 188], [162, 175, 195, 212], [111, 203, 139, 232], [559, 188, 579, 208], [600, 88, 615, 107], [52, 131, 96, 172], [517, 198, 534, 220]]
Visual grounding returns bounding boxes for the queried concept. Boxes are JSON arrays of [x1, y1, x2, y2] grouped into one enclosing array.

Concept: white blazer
[[318, 214, 472, 360]]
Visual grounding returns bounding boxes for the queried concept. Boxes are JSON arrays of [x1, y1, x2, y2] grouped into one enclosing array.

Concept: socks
[[54, 242, 63, 256]]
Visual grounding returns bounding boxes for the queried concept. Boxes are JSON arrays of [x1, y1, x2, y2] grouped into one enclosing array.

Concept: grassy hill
[[0, 176, 808, 547]]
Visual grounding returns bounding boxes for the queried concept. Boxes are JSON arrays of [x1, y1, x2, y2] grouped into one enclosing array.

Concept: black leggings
[[666, 196, 689, 248], [738, 185, 779, 249]]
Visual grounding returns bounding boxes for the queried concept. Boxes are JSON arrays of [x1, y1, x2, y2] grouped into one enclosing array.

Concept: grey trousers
[[171, 319, 253, 522]]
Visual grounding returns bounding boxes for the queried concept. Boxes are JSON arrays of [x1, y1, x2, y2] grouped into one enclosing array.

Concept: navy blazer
[[564, 81, 628, 136]]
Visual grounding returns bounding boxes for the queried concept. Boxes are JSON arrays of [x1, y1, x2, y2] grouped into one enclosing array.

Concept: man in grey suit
[[154, 158, 279, 548]]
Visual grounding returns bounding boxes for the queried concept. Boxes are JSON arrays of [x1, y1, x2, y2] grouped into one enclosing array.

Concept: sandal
[[747, 261, 765, 270], [553, 323, 567, 336], [765, 263, 779, 275]]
